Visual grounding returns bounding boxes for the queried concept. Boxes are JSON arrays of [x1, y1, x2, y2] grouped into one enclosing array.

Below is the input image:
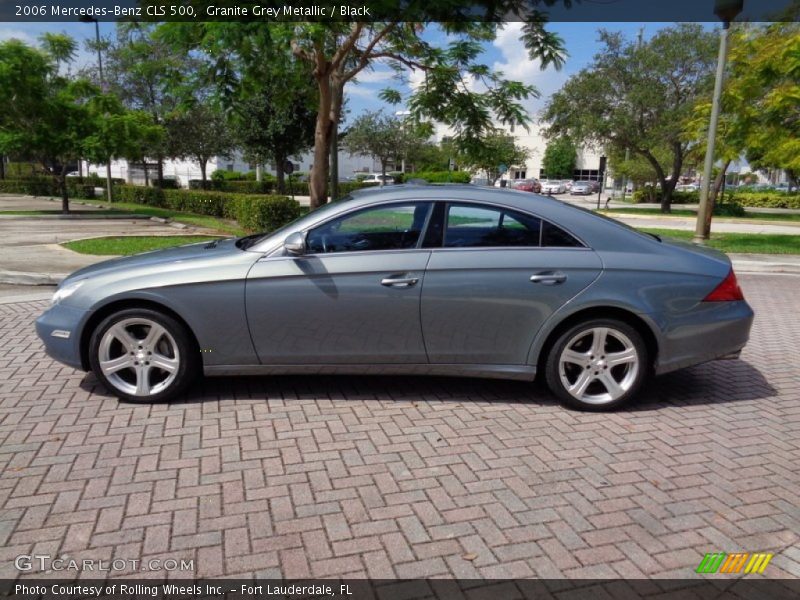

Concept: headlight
[[51, 280, 85, 306]]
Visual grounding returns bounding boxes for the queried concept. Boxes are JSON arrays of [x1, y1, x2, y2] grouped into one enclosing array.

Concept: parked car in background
[[36, 184, 753, 411], [541, 180, 567, 194], [510, 178, 542, 193], [675, 183, 699, 192], [361, 174, 395, 185], [570, 181, 594, 195]]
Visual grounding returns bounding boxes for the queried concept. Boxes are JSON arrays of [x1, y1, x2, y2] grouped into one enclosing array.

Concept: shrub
[[228, 195, 304, 232], [729, 191, 800, 209], [713, 201, 746, 217], [0, 177, 96, 199], [631, 188, 700, 204], [404, 170, 472, 184], [112, 185, 303, 232], [112, 184, 165, 206]]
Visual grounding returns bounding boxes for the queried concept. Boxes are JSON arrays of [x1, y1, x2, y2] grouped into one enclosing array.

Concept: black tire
[[89, 308, 199, 402], [544, 318, 649, 411]]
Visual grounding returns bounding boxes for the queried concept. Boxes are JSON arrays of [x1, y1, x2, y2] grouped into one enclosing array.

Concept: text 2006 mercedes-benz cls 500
[[36, 185, 753, 411]]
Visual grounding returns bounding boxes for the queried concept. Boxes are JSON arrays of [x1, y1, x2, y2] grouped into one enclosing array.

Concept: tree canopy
[[456, 129, 530, 185], [543, 24, 717, 212], [541, 137, 577, 179]]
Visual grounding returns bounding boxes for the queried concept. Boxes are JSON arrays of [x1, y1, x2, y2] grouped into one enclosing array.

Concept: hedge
[[396, 170, 472, 184], [0, 177, 97, 199], [188, 178, 377, 199], [112, 185, 303, 232], [632, 187, 800, 209]]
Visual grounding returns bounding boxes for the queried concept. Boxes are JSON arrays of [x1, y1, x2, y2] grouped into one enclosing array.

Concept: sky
[[0, 21, 684, 125]]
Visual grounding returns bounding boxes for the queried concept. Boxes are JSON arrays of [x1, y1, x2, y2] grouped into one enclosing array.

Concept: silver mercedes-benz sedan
[[36, 185, 753, 411]]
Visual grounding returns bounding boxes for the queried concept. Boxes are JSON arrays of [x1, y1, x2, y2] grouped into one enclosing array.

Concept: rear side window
[[541, 220, 584, 247], [445, 204, 541, 248]]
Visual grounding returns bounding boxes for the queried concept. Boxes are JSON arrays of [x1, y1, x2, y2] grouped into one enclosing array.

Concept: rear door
[[421, 201, 602, 364]]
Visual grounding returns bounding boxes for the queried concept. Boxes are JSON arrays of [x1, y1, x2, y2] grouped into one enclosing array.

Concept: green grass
[[0, 209, 126, 215], [640, 228, 800, 255], [602, 207, 800, 223], [63, 235, 221, 256], [105, 202, 246, 235]]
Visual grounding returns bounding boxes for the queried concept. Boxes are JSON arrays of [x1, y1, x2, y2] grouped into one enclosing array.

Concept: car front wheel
[[89, 308, 199, 402], [545, 319, 648, 411]]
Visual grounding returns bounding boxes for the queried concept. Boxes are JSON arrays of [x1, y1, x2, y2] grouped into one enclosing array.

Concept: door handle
[[530, 272, 567, 285], [381, 277, 419, 288]]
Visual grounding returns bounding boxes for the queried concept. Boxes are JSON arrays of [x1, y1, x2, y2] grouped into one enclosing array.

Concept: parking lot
[[0, 274, 798, 580]]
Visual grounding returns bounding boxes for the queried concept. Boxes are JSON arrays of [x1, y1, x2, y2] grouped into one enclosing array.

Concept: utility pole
[[694, 0, 743, 244], [80, 16, 113, 203]]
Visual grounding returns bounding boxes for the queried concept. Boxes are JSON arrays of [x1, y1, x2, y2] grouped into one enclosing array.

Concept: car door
[[420, 201, 603, 365], [245, 201, 433, 365]]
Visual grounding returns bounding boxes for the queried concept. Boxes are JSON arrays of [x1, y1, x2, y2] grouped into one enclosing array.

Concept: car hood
[[63, 238, 241, 284]]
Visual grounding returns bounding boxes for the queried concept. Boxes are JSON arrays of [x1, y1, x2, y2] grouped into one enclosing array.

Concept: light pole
[[693, 0, 743, 244], [80, 16, 113, 202]]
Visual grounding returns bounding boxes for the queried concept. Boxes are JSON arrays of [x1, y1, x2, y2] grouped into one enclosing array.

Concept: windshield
[[236, 196, 354, 250]]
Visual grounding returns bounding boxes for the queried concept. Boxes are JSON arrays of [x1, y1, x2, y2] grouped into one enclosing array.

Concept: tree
[[38, 33, 77, 72], [159, 11, 568, 208], [541, 137, 577, 179], [457, 129, 530, 185], [725, 19, 799, 187], [342, 111, 430, 184], [166, 103, 234, 185], [102, 23, 192, 186], [543, 24, 717, 212], [0, 39, 95, 213]]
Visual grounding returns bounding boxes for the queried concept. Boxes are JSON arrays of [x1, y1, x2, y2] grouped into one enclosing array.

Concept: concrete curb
[[0, 270, 67, 286]]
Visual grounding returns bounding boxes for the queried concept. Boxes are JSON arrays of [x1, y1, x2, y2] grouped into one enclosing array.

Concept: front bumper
[[34, 303, 89, 371], [654, 300, 754, 375]]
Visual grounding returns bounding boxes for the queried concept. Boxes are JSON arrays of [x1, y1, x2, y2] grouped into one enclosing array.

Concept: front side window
[[444, 204, 541, 248], [306, 202, 432, 254]]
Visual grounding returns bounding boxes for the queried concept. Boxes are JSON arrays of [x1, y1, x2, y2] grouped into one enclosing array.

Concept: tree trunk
[[661, 144, 685, 214], [276, 155, 286, 194], [703, 159, 731, 238], [59, 171, 69, 214], [106, 162, 113, 203], [310, 73, 333, 209], [143, 159, 150, 187], [156, 155, 164, 188], [199, 158, 207, 188], [380, 160, 387, 187], [255, 163, 262, 183], [0, 155, 5, 180], [640, 151, 671, 213]]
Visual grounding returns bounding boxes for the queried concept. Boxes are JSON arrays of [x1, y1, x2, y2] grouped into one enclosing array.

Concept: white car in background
[[361, 174, 395, 185], [541, 180, 567, 194]]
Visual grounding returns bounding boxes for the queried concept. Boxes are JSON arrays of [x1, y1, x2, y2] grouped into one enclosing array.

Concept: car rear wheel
[[89, 308, 199, 402], [545, 319, 648, 411]]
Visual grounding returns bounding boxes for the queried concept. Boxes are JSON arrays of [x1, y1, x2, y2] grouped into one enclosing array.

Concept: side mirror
[[284, 232, 306, 256]]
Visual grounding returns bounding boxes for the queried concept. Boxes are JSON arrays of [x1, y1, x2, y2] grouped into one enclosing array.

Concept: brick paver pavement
[[0, 274, 798, 580]]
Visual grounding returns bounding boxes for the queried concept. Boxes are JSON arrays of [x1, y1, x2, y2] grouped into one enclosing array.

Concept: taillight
[[703, 269, 744, 302]]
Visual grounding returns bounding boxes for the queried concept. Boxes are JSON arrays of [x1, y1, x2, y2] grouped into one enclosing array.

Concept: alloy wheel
[[97, 317, 180, 397], [558, 326, 639, 405]]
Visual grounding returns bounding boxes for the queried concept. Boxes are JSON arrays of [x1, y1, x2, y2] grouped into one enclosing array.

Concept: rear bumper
[[34, 303, 88, 371], [653, 300, 754, 375]]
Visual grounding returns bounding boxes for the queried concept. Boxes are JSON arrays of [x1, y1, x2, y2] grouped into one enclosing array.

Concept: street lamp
[[79, 16, 113, 202], [693, 0, 743, 244]]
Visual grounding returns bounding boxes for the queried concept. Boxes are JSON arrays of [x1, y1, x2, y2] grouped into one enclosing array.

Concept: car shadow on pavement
[[79, 358, 776, 411]]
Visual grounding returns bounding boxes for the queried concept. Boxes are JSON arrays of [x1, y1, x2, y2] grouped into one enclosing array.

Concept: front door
[[245, 202, 433, 365]]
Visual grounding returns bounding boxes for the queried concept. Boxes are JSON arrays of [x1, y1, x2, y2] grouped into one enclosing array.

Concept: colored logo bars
[[696, 552, 773, 574]]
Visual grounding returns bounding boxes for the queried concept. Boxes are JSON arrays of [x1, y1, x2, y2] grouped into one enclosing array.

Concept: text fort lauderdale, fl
[[206, 5, 371, 17]]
